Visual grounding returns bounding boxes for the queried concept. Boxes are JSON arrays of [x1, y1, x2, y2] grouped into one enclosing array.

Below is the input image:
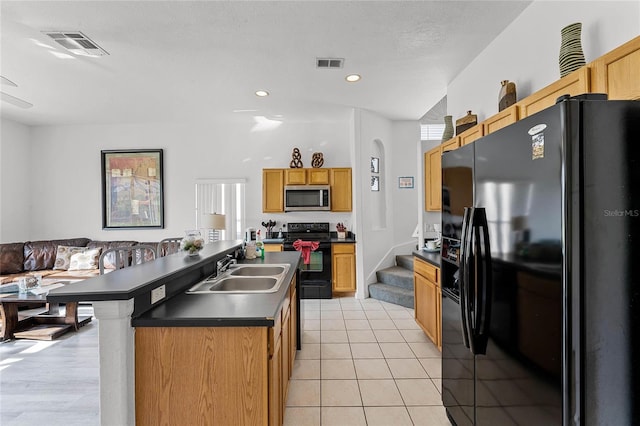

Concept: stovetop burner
[[284, 222, 331, 243]]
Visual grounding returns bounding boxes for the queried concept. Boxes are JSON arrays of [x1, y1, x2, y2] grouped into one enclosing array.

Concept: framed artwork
[[371, 175, 380, 191], [101, 149, 164, 229], [371, 157, 379, 173], [398, 176, 414, 188]]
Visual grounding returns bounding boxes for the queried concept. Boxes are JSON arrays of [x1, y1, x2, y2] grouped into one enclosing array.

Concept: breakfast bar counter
[[132, 251, 301, 327]]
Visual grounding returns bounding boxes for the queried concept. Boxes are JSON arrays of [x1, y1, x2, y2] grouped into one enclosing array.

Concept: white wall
[[391, 121, 421, 245], [0, 118, 31, 242], [448, 1, 640, 121], [23, 118, 352, 243]]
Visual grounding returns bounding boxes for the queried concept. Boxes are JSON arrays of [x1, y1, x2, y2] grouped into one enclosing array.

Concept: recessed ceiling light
[[345, 74, 361, 82], [255, 90, 269, 97]]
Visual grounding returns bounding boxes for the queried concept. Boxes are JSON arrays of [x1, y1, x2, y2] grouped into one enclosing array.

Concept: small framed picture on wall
[[398, 176, 414, 189], [371, 175, 380, 191], [371, 157, 379, 174]]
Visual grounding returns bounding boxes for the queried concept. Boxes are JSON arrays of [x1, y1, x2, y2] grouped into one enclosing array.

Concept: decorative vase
[[455, 111, 478, 135], [441, 115, 454, 142], [559, 22, 586, 78], [498, 80, 517, 111], [180, 230, 204, 256]]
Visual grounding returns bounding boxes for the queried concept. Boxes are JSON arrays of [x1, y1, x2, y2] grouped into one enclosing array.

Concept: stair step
[[396, 255, 414, 271], [376, 266, 413, 290], [369, 283, 414, 309]]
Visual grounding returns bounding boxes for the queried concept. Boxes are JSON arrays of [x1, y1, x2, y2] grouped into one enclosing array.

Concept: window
[[420, 124, 445, 141], [195, 179, 246, 240]]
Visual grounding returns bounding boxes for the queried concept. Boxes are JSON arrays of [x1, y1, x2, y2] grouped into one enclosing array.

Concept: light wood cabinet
[[591, 35, 640, 100], [330, 168, 352, 212], [414, 257, 441, 350], [308, 168, 330, 185], [459, 124, 484, 146], [263, 167, 351, 213], [136, 274, 298, 426], [285, 169, 306, 185], [441, 137, 460, 152], [518, 67, 591, 118], [281, 306, 291, 403], [263, 169, 284, 213], [483, 104, 519, 135], [284, 168, 330, 185], [269, 312, 283, 426], [424, 146, 442, 212], [289, 279, 297, 376], [332, 243, 356, 292]]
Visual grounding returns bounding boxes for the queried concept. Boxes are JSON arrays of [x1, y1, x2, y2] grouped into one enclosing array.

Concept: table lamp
[[203, 213, 226, 242]]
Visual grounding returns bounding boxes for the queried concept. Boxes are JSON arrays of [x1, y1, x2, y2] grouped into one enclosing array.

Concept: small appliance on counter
[[244, 227, 256, 243]]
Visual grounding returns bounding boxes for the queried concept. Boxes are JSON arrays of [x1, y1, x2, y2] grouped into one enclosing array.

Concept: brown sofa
[[0, 238, 145, 289]]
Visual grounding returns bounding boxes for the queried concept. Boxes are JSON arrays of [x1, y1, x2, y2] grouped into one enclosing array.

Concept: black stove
[[283, 222, 332, 299], [284, 222, 331, 244]]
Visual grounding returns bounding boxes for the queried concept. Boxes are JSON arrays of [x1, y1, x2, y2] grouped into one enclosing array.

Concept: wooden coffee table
[[0, 282, 92, 341]]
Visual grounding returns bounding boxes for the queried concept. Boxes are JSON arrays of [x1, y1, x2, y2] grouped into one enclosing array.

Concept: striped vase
[[441, 115, 454, 142], [559, 22, 586, 78]]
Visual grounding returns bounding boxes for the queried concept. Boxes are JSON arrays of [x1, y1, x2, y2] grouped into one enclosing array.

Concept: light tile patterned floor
[[285, 297, 450, 426]]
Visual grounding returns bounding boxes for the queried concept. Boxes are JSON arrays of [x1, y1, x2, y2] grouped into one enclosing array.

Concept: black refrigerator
[[440, 94, 640, 426]]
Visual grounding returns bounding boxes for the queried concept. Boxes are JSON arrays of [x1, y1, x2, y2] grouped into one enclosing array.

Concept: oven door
[[284, 241, 332, 299]]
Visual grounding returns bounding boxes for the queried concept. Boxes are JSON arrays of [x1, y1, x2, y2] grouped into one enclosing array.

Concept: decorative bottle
[[498, 80, 517, 111], [559, 22, 586, 78]]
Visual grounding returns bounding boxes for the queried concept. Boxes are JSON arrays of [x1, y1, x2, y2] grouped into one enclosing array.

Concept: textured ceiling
[[0, 1, 531, 126]]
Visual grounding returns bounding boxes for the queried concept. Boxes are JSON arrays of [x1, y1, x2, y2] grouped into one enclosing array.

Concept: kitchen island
[[47, 241, 301, 426]]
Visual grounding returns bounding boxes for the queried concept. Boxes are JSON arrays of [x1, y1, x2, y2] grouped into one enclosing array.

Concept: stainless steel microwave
[[284, 185, 331, 211]]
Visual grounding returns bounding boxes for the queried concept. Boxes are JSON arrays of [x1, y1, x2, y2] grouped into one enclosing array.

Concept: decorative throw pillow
[[68, 248, 102, 271], [53, 246, 87, 270]]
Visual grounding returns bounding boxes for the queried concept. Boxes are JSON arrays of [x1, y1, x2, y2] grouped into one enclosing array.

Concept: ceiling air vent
[[42, 31, 109, 57], [316, 58, 344, 69]]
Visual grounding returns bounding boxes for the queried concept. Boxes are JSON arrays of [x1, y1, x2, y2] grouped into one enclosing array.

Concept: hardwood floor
[[0, 306, 99, 426]]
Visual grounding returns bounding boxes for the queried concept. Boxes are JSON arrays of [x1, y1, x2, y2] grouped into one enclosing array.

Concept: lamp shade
[[202, 213, 226, 230]]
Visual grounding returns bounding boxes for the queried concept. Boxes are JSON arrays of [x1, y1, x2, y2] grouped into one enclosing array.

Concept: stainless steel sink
[[186, 263, 290, 294], [209, 277, 278, 292], [229, 265, 286, 276]]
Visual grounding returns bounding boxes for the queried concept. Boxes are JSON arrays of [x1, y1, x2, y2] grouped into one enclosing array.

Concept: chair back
[[99, 244, 157, 275], [157, 237, 183, 257]]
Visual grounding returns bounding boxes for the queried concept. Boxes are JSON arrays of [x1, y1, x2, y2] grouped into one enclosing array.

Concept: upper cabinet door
[[518, 67, 590, 118], [285, 169, 306, 185], [425, 146, 442, 212], [330, 168, 352, 212], [263, 169, 284, 212], [591, 35, 640, 100], [308, 169, 330, 185]]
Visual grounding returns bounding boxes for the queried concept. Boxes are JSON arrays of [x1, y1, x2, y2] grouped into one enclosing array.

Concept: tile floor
[[0, 299, 450, 426], [284, 297, 449, 426]]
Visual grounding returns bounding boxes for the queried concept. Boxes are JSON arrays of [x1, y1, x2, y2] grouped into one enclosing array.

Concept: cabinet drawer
[[332, 243, 355, 254], [414, 258, 439, 285]]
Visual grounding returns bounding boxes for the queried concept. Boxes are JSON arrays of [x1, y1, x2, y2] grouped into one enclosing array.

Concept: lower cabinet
[[269, 311, 283, 426], [332, 243, 356, 293], [414, 257, 441, 350], [135, 275, 298, 426]]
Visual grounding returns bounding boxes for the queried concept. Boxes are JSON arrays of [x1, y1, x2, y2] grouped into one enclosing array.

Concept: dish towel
[[292, 239, 320, 265]]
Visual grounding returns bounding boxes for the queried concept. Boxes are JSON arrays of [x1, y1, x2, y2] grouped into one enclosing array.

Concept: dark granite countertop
[[47, 240, 243, 303], [413, 250, 441, 268], [132, 251, 302, 328]]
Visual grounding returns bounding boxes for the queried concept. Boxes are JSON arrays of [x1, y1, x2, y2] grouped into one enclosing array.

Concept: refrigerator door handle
[[459, 207, 473, 348], [472, 208, 492, 355], [460, 207, 475, 352]]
